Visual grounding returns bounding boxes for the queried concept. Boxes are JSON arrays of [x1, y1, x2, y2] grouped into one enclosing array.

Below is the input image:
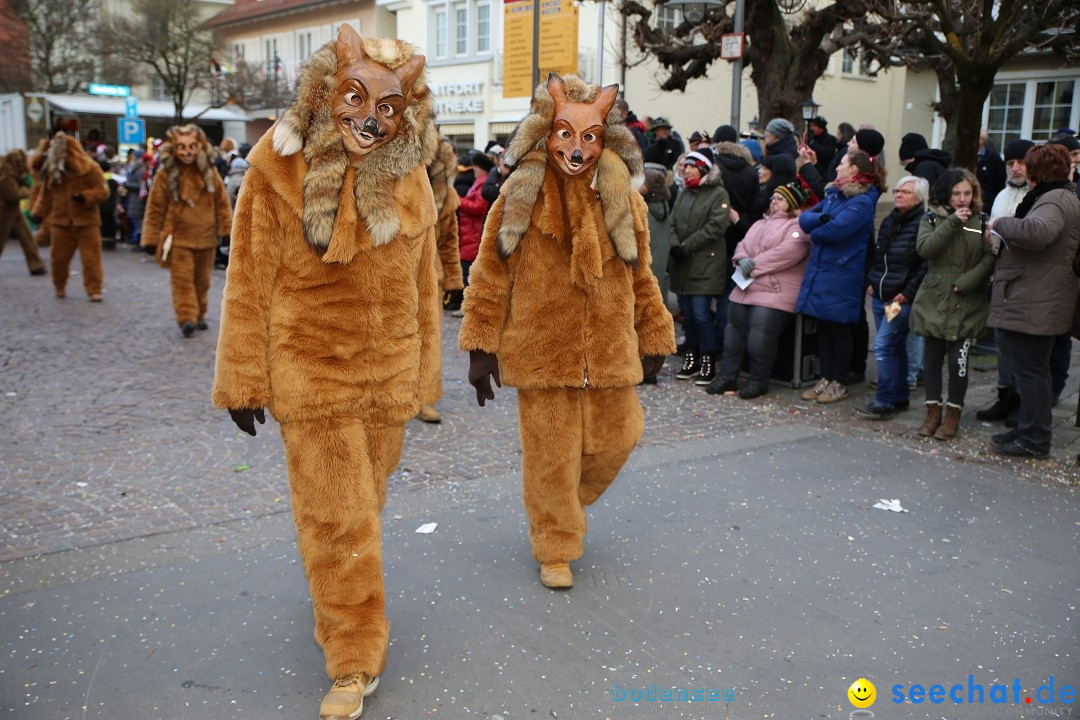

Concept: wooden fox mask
[[545, 73, 619, 177], [333, 24, 425, 157]]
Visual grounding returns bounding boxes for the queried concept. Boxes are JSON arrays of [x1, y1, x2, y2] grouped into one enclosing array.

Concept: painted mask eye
[[583, 132, 596, 143], [558, 129, 571, 140], [345, 92, 363, 106], [377, 103, 395, 117]]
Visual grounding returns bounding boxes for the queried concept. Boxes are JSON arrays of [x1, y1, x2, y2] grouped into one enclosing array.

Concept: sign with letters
[[117, 117, 145, 145]]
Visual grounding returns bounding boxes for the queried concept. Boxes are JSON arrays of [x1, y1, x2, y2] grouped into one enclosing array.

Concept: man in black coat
[[643, 116, 685, 170], [976, 130, 1006, 210], [805, 116, 837, 176], [898, 133, 951, 186]]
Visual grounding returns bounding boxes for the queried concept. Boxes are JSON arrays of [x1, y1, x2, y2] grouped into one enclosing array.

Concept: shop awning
[[439, 123, 475, 136], [489, 122, 520, 134], [30, 93, 248, 122]]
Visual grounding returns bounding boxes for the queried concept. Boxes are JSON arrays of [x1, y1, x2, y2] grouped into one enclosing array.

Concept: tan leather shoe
[[320, 673, 379, 719], [540, 562, 573, 588], [417, 404, 441, 423]]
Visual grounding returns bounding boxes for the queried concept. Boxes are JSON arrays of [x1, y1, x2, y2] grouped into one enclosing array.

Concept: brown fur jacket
[[30, 133, 108, 228], [428, 137, 463, 291], [0, 150, 30, 208], [141, 145, 232, 251], [212, 37, 442, 424]]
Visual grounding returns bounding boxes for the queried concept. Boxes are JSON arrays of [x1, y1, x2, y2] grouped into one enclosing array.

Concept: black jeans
[[717, 302, 793, 386], [817, 320, 853, 382], [997, 329, 1055, 454], [923, 336, 972, 406]]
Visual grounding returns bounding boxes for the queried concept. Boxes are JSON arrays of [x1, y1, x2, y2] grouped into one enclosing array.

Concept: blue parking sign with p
[[118, 118, 145, 145]]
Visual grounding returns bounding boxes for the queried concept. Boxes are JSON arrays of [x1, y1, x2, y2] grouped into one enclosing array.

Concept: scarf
[[685, 176, 702, 189], [834, 172, 875, 189], [1014, 180, 1068, 219]]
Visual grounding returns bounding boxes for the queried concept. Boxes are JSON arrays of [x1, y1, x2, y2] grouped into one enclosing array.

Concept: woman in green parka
[[668, 149, 731, 386], [640, 162, 673, 383], [910, 168, 996, 441]]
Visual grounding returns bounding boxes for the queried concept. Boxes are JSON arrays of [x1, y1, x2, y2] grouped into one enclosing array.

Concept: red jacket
[[458, 175, 489, 262]]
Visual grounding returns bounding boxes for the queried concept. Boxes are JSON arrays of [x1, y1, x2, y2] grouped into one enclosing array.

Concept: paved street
[[1, 243, 1078, 719]]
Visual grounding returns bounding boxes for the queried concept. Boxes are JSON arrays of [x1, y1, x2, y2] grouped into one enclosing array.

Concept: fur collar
[[272, 37, 438, 251], [826, 180, 873, 198], [427, 137, 457, 213], [42, 132, 96, 184], [712, 141, 753, 165], [157, 142, 217, 204], [497, 74, 643, 266]]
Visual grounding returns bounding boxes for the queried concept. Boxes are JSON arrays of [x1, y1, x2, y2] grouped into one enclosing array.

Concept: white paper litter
[[873, 498, 908, 513], [415, 522, 438, 534]]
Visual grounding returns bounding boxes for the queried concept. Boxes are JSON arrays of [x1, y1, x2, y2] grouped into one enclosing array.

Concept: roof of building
[[203, 0, 356, 29]]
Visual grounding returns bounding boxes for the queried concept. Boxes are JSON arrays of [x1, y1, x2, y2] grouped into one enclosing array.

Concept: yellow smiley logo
[[848, 678, 876, 708]]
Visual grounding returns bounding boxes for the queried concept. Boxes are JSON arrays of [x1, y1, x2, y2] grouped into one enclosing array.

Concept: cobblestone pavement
[[2, 242, 1077, 563]]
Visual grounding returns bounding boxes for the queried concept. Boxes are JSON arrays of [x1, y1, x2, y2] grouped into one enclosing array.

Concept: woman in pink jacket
[[706, 180, 813, 398]]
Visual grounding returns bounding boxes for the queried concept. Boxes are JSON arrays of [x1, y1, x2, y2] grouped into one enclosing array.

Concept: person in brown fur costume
[[30, 132, 108, 300], [416, 135, 463, 423], [141, 124, 232, 336], [459, 74, 676, 589], [212, 25, 440, 720], [27, 138, 52, 248], [0, 149, 47, 276]]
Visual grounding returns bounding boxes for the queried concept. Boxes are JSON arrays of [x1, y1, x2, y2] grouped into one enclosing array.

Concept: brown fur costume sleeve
[[457, 194, 513, 354], [629, 191, 677, 356], [213, 172, 233, 237], [417, 224, 443, 404], [436, 191, 463, 291], [140, 172, 169, 249], [211, 160, 283, 410]]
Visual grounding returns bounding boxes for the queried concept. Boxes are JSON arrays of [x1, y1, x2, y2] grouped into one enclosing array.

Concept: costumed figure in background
[[212, 26, 440, 720], [30, 132, 108, 300], [0, 149, 48, 276], [459, 74, 676, 589], [141, 125, 232, 336], [417, 135, 464, 423]]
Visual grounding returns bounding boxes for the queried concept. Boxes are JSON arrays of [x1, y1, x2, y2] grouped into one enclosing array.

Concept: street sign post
[[117, 117, 145, 145], [125, 96, 138, 119]]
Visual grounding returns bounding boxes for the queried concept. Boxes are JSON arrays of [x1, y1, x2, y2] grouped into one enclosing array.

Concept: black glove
[[669, 245, 688, 261], [220, 235, 230, 246], [818, 213, 831, 224], [72, 193, 85, 204], [641, 355, 666, 378], [229, 407, 266, 436], [468, 350, 501, 407]]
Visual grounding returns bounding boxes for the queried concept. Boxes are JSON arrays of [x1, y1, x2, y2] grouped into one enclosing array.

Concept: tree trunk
[[945, 65, 996, 172]]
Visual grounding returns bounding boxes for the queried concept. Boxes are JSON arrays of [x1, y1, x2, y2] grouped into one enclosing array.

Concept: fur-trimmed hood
[[41, 132, 98, 184], [826, 179, 874, 198], [712, 141, 754, 167], [497, 74, 644, 265], [427, 137, 458, 213], [271, 36, 438, 251], [689, 160, 724, 189], [157, 138, 217, 204]]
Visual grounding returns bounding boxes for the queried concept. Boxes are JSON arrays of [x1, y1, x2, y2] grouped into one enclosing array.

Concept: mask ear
[[547, 73, 568, 111], [336, 23, 365, 63], [394, 54, 426, 99], [596, 84, 619, 119]]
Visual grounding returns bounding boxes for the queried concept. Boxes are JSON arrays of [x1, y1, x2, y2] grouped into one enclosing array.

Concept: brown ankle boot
[[918, 402, 942, 437], [934, 403, 962, 441]]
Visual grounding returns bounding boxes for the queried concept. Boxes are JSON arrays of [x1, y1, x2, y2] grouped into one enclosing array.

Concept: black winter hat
[[853, 129, 885, 157], [713, 125, 739, 144], [898, 132, 929, 161], [1050, 134, 1080, 152], [1003, 139, 1035, 162]]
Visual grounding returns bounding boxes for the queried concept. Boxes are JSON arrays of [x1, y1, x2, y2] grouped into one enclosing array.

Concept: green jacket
[[668, 166, 731, 296], [646, 198, 672, 300], [910, 208, 996, 341]]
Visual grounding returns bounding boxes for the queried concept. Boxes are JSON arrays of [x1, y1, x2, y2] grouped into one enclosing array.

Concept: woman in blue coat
[[796, 149, 886, 404]]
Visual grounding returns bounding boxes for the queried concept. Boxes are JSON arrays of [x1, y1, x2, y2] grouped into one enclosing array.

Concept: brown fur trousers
[[169, 247, 215, 326], [51, 225, 103, 297], [517, 386, 644, 563], [282, 416, 405, 679]]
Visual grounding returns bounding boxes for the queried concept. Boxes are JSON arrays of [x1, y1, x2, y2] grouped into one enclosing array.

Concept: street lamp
[[799, 96, 820, 132], [664, 0, 723, 25]]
